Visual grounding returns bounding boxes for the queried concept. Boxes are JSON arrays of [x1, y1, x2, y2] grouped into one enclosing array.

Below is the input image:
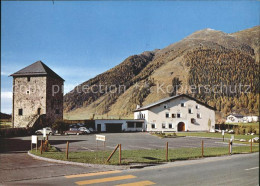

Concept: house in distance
[[10, 61, 64, 128], [134, 94, 216, 132]]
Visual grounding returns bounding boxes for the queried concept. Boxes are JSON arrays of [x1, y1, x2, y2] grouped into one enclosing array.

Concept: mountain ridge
[[64, 26, 260, 120]]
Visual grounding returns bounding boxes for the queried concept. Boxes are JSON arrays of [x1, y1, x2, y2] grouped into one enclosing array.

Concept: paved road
[[2, 133, 242, 153], [5, 152, 259, 185], [0, 137, 123, 184], [48, 133, 241, 151]]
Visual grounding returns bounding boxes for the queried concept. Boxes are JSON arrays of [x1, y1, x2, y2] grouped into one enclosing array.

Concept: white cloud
[[1, 71, 9, 76], [1, 92, 12, 114], [1, 91, 12, 99]]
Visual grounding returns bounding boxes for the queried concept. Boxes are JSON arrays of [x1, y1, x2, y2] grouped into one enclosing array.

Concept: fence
[[35, 138, 257, 165]]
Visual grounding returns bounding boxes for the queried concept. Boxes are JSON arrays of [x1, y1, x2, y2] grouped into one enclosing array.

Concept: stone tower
[[10, 61, 64, 128]]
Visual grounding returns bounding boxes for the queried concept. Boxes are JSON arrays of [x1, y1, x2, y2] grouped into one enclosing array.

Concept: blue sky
[[1, 1, 259, 114]]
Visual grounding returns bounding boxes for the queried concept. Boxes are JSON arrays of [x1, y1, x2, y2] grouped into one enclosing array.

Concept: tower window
[[27, 77, 30, 82], [18, 109, 23, 116]]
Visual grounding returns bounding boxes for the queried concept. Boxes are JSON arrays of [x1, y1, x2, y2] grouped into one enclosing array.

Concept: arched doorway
[[177, 122, 185, 131]]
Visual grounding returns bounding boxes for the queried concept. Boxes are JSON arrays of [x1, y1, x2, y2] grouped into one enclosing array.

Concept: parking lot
[[25, 132, 236, 152]]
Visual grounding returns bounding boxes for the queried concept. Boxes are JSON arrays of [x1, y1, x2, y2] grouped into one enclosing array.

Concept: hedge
[[0, 127, 34, 137]]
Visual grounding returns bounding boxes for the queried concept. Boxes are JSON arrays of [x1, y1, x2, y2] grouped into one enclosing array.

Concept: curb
[[27, 151, 129, 170]]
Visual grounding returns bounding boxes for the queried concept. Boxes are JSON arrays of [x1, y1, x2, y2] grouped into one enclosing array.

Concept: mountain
[[0, 112, 12, 120], [64, 26, 260, 120]]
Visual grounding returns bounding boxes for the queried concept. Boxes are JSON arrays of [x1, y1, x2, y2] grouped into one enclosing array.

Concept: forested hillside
[[64, 26, 259, 120]]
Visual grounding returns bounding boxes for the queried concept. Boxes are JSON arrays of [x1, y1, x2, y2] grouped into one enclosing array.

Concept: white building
[[95, 119, 144, 132], [226, 114, 244, 123], [243, 116, 259, 123], [134, 94, 216, 132]]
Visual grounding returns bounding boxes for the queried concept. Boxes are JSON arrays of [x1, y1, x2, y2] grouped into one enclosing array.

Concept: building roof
[[134, 94, 216, 112], [228, 113, 244, 118], [10, 61, 64, 81]]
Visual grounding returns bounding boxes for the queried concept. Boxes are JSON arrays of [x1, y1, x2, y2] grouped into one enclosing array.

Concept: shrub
[[0, 127, 33, 137], [52, 120, 68, 134]]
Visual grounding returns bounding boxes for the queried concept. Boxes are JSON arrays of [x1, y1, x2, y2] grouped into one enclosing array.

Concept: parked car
[[88, 128, 95, 133], [78, 127, 91, 134], [69, 123, 84, 128], [35, 127, 55, 135], [64, 128, 84, 135]]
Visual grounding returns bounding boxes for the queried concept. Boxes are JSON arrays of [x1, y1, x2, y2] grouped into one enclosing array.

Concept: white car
[[35, 127, 55, 135], [78, 127, 91, 134]]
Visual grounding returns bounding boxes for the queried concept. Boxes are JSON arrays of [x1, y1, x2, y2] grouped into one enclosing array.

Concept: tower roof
[[10, 61, 64, 81]]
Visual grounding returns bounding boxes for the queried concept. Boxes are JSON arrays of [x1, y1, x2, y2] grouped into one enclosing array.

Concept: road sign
[[222, 130, 225, 136], [231, 135, 234, 140], [32, 135, 38, 144], [31, 135, 38, 152], [43, 128, 47, 138], [96, 135, 106, 141]]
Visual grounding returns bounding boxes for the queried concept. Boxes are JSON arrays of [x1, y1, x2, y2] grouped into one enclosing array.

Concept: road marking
[[245, 167, 259, 171], [65, 170, 121, 178], [75, 175, 136, 185], [116, 180, 155, 186]]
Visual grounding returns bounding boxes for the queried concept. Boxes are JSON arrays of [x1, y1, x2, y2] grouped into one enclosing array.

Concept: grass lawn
[[229, 122, 259, 127], [31, 145, 259, 165]]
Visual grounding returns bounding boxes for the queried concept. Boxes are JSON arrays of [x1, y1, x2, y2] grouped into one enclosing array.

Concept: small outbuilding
[[95, 119, 145, 132], [226, 113, 244, 123]]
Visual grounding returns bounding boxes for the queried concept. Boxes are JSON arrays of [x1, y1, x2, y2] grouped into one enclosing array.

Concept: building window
[[188, 108, 192, 114], [55, 109, 60, 114], [181, 102, 185, 107], [27, 77, 30, 82], [164, 104, 168, 109], [197, 113, 201, 118], [136, 122, 143, 128], [26, 90, 30, 94], [196, 105, 200, 109], [18, 109, 23, 116], [165, 112, 169, 118], [37, 108, 41, 115], [177, 113, 181, 118], [169, 123, 173, 128], [162, 123, 166, 129], [127, 122, 135, 128], [191, 118, 196, 124], [172, 114, 176, 118], [151, 124, 156, 129], [139, 113, 145, 119]]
